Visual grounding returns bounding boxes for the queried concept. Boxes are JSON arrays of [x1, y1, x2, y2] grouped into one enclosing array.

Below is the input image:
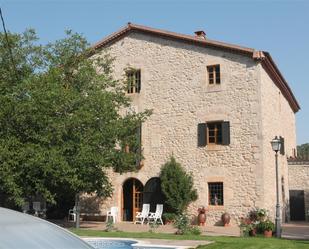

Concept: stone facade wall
[[259, 66, 296, 221], [90, 32, 296, 225], [288, 163, 309, 221]]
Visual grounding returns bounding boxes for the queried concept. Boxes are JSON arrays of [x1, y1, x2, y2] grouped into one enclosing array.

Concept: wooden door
[[133, 179, 143, 221], [122, 178, 143, 221]]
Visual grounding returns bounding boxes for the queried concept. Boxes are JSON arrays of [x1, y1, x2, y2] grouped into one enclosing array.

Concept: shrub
[[104, 219, 115, 232], [160, 156, 198, 214], [239, 217, 253, 237], [174, 214, 190, 234], [148, 220, 160, 233], [174, 214, 202, 235], [189, 226, 202, 235], [162, 212, 177, 223]]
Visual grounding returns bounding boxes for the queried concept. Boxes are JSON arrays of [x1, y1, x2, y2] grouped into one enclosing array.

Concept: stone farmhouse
[[87, 23, 300, 225]]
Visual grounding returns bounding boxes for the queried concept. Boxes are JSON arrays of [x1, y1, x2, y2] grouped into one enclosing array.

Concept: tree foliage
[[297, 143, 309, 158], [0, 29, 150, 207], [159, 156, 198, 214]]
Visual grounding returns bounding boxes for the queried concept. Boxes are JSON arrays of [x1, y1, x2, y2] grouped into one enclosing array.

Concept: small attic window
[[207, 65, 220, 84], [127, 69, 141, 94]]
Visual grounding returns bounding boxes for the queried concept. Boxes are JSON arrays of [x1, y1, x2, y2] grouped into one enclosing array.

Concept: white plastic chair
[[134, 204, 150, 225], [22, 202, 30, 213], [33, 202, 41, 216], [106, 206, 118, 223], [68, 207, 76, 222], [148, 204, 164, 225]]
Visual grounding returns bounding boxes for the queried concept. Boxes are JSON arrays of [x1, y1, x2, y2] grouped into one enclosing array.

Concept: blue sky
[[1, 0, 308, 145]]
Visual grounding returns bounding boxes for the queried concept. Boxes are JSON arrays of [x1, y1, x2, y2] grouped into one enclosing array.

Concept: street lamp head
[[271, 136, 281, 153]]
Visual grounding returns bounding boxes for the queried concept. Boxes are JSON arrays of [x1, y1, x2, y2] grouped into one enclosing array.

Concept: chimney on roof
[[194, 30, 206, 39]]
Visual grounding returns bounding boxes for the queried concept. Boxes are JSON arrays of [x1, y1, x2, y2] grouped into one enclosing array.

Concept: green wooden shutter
[[198, 123, 207, 147], [222, 121, 230, 145]]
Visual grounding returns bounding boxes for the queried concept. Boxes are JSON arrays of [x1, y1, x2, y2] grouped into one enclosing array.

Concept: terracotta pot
[[249, 228, 257, 237], [164, 220, 173, 225], [221, 212, 231, 226], [264, 230, 273, 238], [198, 213, 206, 226]]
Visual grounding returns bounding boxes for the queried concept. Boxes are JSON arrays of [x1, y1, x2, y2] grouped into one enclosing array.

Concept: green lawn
[[71, 229, 309, 249]]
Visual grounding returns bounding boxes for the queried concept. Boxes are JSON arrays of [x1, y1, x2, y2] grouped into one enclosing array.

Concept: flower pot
[[164, 220, 173, 225], [221, 212, 231, 227], [198, 213, 206, 226], [264, 230, 273, 238], [249, 228, 257, 237]]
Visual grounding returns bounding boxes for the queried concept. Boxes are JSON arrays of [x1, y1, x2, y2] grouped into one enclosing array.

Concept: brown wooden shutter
[[222, 121, 230, 145], [198, 123, 207, 147], [280, 136, 285, 155]]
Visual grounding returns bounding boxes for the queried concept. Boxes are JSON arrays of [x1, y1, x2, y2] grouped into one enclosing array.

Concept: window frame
[[207, 64, 221, 85], [207, 121, 223, 145], [126, 69, 141, 94], [208, 182, 224, 206]]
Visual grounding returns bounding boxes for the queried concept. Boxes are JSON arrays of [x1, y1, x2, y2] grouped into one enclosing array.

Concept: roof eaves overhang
[[254, 51, 300, 113]]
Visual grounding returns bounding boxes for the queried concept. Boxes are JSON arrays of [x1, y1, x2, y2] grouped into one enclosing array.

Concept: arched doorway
[[122, 178, 143, 221], [143, 177, 165, 212]]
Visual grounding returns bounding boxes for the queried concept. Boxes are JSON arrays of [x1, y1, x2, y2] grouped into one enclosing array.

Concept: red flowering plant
[[198, 206, 207, 214], [239, 217, 253, 237]]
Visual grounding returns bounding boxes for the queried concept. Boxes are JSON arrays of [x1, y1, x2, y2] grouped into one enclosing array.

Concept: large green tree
[[0, 30, 150, 211]]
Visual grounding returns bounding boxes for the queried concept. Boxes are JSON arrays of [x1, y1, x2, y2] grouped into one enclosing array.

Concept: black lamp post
[[270, 136, 282, 238]]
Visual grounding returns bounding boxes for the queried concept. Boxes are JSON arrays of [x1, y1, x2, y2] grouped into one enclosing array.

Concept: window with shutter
[[199, 121, 230, 146]]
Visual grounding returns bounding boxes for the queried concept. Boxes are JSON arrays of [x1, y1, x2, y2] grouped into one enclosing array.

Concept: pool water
[[85, 239, 136, 249]]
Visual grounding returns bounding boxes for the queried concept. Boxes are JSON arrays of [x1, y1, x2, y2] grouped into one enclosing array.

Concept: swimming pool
[[85, 238, 136, 249], [83, 238, 182, 249]]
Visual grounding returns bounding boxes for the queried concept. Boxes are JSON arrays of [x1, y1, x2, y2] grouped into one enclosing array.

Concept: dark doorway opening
[[122, 178, 143, 221], [143, 177, 165, 212], [289, 190, 305, 221]]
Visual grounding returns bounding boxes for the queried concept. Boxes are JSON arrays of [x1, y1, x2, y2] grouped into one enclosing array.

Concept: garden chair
[[106, 206, 118, 223], [148, 204, 163, 225], [22, 202, 30, 213], [68, 207, 76, 222], [134, 203, 150, 225], [32, 201, 41, 216]]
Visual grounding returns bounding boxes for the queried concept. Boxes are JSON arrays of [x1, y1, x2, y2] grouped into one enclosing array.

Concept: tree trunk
[[75, 193, 80, 229]]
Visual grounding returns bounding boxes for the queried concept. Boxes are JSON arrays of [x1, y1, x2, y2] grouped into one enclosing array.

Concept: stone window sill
[[206, 144, 225, 151], [207, 205, 225, 211], [206, 84, 224, 93]]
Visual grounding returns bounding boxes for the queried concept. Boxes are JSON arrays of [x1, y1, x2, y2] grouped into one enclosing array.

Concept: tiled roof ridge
[[92, 23, 300, 113]]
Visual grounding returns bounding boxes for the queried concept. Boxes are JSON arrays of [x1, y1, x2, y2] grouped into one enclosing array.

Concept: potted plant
[[256, 208, 267, 222], [197, 206, 207, 226], [239, 217, 253, 237], [260, 219, 274, 238], [163, 213, 176, 225], [221, 212, 231, 226]]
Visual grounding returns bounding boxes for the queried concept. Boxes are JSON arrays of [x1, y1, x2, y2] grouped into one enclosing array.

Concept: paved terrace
[[55, 220, 240, 236], [54, 220, 309, 240]]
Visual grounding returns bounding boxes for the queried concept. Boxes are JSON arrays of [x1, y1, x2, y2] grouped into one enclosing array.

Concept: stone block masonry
[[86, 26, 298, 226]]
